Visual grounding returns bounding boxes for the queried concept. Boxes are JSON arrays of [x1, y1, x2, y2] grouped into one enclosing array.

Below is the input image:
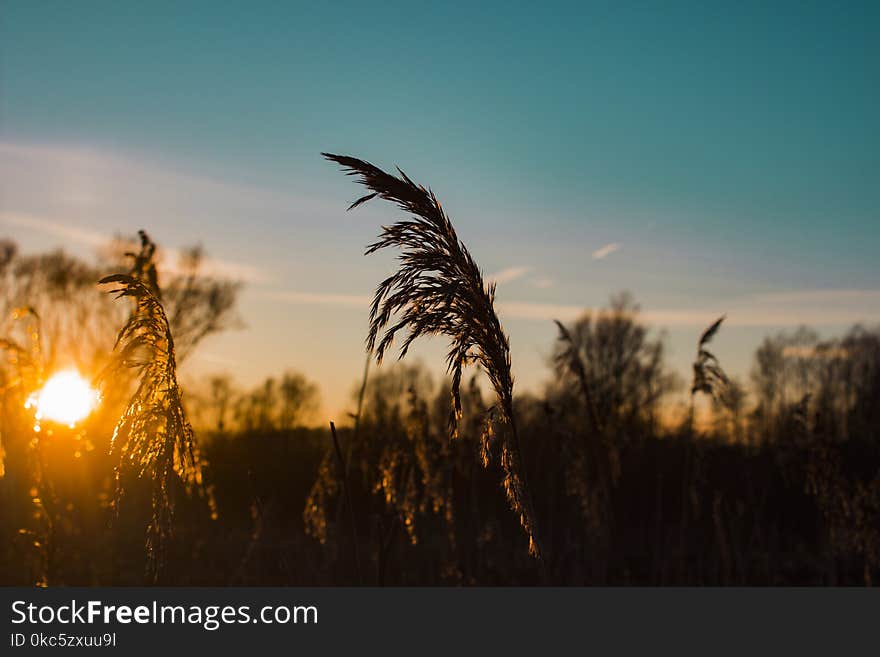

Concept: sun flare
[[26, 370, 100, 429]]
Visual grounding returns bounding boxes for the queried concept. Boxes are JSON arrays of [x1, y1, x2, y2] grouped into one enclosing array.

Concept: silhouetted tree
[[208, 375, 235, 432], [278, 371, 319, 429], [549, 293, 678, 436]]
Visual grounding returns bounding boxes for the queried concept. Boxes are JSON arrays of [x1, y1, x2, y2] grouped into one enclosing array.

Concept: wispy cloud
[[174, 255, 269, 284], [498, 290, 880, 327], [264, 290, 371, 308], [1, 212, 107, 248], [266, 286, 880, 328], [497, 301, 709, 325], [487, 266, 532, 285], [530, 278, 555, 289], [592, 242, 621, 260], [1, 211, 270, 283], [190, 351, 241, 367], [0, 140, 357, 284], [0, 141, 331, 215], [749, 289, 880, 306]]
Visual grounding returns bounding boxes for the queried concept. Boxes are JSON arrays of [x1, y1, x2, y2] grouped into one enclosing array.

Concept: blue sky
[[1, 1, 878, 416]]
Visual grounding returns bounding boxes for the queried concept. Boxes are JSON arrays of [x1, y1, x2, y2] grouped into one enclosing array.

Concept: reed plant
[[323, 153, 543, 558], [691, 315, 729, 404], [0, 308, 61, 585], [99, 232, 214, 581]]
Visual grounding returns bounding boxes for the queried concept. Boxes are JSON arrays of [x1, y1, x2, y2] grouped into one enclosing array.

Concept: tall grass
[[0, 307, 55, 584], [691, 315, 729, 404], [323, 153, 543, 558], [99, 233, 214, 581], [678, 315, 731, 580]]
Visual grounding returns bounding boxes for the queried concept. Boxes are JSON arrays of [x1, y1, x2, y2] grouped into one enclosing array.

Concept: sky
[[1, 1, 878, 419]]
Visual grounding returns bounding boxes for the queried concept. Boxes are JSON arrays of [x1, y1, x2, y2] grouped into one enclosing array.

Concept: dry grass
[[692, 315, 729, 401], [0, 307, 53, 584], [99, 232, 214, 581], [0, 307, 44, 394], [323, 153, 543, 558]]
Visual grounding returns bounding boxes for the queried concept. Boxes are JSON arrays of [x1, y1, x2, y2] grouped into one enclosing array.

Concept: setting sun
[[26, 370, 100, 429]]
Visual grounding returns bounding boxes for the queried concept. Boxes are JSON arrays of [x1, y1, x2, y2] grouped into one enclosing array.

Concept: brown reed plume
[[675, 315, 730, 580], [322, 153, 543, 558], [691, 315, 729, 400], [99, 233, 214, 581]]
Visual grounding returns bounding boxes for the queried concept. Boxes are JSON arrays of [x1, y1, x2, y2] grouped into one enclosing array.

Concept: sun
[[26, 370, 100, 429]]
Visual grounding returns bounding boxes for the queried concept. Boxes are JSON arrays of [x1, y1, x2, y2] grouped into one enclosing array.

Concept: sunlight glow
[[26, 370, 100, 429]]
